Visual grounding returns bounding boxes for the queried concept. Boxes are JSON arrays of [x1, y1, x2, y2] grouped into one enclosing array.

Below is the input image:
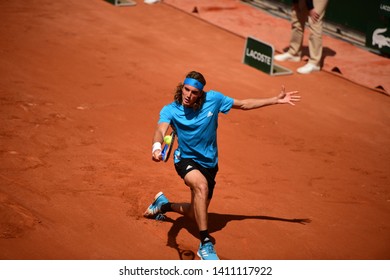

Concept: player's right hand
[[152, 149, 162, 162]]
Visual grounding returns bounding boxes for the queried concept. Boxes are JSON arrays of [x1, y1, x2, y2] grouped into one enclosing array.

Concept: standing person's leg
[[288, 0, 308, 57], [275, 0, 307, 62], [307, 0, 327, 66]]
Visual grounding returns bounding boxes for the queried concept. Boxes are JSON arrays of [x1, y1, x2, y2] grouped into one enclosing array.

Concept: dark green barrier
[[247, 0, 390, 55], [366, 0, 390, 54]]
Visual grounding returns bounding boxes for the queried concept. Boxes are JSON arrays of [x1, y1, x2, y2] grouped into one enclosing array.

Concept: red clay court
[[0, 0, 389, 260]]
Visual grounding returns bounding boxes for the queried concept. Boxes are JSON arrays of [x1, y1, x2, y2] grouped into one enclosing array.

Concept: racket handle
[[161, 144, 168, 159]]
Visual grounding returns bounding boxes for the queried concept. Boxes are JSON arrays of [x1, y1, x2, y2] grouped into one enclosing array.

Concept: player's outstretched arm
[[232, 86, 300, 110]]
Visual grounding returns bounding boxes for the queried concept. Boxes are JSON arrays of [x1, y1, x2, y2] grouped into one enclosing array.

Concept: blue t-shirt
[[159, 90, 234, 168]]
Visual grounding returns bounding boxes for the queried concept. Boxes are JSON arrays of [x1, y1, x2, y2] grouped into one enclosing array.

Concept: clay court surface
[[1, 0, 389, 260]]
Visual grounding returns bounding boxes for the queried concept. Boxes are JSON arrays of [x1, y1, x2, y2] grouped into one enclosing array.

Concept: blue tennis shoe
[[144, 192, 169, 218], [197, 242, 219, 260]]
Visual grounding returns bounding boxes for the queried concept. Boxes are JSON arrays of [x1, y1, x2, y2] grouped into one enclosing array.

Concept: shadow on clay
[[163, 213, 311, 260]]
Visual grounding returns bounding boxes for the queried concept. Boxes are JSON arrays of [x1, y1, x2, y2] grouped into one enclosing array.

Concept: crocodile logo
[[372, 28, 390, 48]]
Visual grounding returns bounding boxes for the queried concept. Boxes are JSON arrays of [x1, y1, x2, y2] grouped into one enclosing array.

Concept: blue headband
[[183, 78, 204, 91]]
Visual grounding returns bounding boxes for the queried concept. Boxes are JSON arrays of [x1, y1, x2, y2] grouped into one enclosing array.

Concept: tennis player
[[144, 71, 300, 260]]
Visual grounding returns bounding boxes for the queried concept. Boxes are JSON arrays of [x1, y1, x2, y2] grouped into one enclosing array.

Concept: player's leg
[[143, 192, 193, 219], [143, 159, 208, 219], [143, 160, 208, 219], [169, 189, 210, 219], [182, 169, 210, 231], [182, 169, 218, 260]]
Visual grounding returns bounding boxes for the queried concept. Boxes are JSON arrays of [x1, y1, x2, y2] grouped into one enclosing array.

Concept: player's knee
[[193, 182, 209, 198]]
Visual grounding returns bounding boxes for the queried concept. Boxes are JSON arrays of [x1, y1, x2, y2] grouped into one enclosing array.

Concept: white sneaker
[[144, 0, 160, 4], [297, 63, 320, 74], [274, 52, 301, 62]]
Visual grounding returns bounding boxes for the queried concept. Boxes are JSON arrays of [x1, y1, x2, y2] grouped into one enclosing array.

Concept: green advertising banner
[[247, 0, 390, 55], [243, 37, 292, 75], [379, 0, 390, 17], [243, 37, 273, 74]]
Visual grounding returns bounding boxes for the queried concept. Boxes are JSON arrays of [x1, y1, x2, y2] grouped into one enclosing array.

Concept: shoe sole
[[297, 68, 320, 74], [154, 191, 164, 200], [287, 57, 301, 62], [197, 252, 219, 260], [143, 191, 164, 217], [197, 249, 220, 260], [275, 56, 300, 62]]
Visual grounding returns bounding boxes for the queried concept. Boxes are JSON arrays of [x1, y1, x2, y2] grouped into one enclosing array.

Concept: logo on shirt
[[207, 111, 213, 117]]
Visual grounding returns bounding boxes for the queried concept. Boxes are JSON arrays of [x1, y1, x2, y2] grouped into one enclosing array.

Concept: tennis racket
[[161, 130, 176, 162]]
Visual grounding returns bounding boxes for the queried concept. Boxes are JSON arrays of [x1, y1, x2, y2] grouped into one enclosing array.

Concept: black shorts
[[174, 158, 219, 199]]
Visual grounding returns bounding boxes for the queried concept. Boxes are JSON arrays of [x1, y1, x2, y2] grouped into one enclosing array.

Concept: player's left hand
[[277, 85, 301, 105]]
